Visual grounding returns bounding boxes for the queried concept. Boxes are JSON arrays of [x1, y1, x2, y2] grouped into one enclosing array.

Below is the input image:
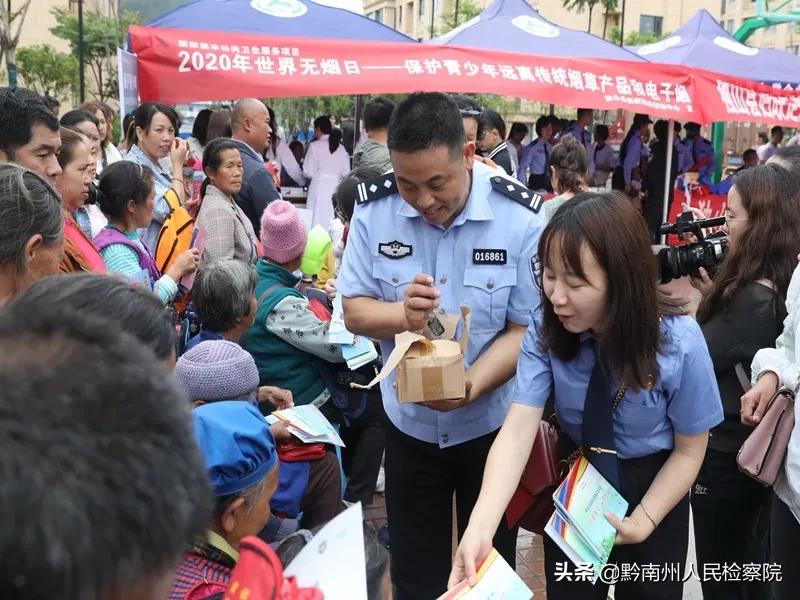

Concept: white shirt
[[757, 142, 778, 163], [268, 138, 306, 186], [752, 264, 800, 523], [303, 135, 350, 228]]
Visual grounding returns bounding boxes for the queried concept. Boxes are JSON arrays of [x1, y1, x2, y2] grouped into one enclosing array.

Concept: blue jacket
[[230, 139, 281, 239]]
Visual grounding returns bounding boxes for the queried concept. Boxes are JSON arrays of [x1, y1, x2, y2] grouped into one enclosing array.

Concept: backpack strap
[[163, 188, 181, 213]]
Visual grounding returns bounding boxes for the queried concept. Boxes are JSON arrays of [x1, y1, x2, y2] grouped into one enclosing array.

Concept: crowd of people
[[3, 83, 800, 600]]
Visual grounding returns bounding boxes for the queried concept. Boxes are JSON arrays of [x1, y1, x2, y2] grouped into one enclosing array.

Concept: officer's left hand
[[605, 508, 655, 545], [421, 379, 473, 412]]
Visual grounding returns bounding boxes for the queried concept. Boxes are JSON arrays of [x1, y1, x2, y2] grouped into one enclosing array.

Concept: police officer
[[337, 92, 544, 599], [517, 115, 553, 192], [451, 193, 723, 600], [684, 121, 716, 186], [562, 108, 594, 176], [673, 121, 693, 174]]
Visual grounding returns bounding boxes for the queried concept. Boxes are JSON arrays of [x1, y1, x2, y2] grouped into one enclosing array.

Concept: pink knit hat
[[260, 200, 308, 264]]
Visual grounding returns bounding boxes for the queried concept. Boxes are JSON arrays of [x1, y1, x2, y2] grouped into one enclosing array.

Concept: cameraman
[[691, 164, 800, 600]]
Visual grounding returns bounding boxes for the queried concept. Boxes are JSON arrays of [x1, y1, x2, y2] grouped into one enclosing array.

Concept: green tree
[[562, 0, 601, 33], [0, 0, 33, 86], [600, 0, 618, 39], [50, 8, 140, 102], [436, 0, 483, 36], [17, 44, 78, 99], [119, 0, 185, 23], [609, 26, 666, 46]]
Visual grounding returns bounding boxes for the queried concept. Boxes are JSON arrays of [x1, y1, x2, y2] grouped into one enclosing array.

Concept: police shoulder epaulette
[[355, 172, 397, 206], [490, 176, 543, 213]]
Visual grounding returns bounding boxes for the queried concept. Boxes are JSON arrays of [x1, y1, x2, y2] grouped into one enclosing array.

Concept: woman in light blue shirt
[[125, 103, 192, 253], [451, 193, 723, 600]]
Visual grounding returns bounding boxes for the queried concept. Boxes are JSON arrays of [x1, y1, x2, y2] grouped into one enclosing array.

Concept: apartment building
[[16, 0, 118, 52], [362, 0, 720, 42]]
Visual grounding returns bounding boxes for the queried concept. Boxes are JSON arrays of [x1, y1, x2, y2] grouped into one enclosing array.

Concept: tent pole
[[354, 95, 362, 155], [661, 120, 675, 245]]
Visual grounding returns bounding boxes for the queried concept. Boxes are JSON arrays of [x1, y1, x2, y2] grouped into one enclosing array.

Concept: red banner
[[694, 67, 800, 127], [130, 26, 697, 119], [129, 26, 800, 127]]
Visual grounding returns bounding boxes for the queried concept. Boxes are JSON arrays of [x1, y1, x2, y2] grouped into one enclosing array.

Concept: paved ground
[[363, 493, 548, 598], [365, 492, 704, 599]]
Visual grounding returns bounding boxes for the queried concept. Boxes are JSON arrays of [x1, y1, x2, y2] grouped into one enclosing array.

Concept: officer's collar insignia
[[490, 176, 543, 213], [356, 173, 397, 205], [378, 241, 412, 260]]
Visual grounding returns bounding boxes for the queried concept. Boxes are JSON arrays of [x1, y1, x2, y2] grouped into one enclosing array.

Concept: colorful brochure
[[328, 294, 354, 345], [545, 455, 628, 582], [341, 335, 379, 370], [266, 404, 345, 447], [437, 548, 533, 599], [180, 226, 206, 290]]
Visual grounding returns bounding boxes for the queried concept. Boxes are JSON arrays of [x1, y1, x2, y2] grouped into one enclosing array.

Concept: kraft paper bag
[[352, 306, 471, 403]]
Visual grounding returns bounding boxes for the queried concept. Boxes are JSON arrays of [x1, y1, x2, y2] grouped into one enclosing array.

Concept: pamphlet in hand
[[180, 226, 206, 290], [328, 294, 378, 369], [266, 404, 345, 447], [437, 548, 533, 599], [545, 455, 628, 582], [285, 502, 367, 600], [328, 294, 354, 345], [341, 335, 379, 370]]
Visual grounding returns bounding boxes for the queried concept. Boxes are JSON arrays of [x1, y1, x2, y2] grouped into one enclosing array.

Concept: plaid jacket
[[170, 540, 236, 600]]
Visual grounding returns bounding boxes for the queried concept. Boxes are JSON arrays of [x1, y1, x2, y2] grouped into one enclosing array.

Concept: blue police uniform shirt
[[514, 310, 723, 459], [691, 137, 716, 186], [623, 131, 644, 185], [563, 123, 594, 176], [675, 138, 693, 173], [338, 161, 545, 448], [516, 138, 553, 186]]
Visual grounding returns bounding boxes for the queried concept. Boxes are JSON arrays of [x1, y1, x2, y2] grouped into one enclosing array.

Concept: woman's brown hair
[[57, 127, 88, 169], [539, 192, 681, 390], [549, 134, 588, 195], [697, 164, 800, 322]]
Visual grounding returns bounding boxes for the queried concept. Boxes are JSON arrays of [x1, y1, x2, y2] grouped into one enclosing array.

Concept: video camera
[[657, 211, 728, 284]]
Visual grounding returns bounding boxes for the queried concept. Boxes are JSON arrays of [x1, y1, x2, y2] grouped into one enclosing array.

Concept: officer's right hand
[[404, 273, 440, 331], [741, 371, 778, 426]]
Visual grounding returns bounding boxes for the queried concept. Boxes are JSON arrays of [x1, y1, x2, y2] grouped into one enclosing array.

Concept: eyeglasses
[[723, 208, 748, 223], [458, 108, 483, 117]]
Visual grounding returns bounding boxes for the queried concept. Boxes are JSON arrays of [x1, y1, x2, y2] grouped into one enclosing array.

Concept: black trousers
[[321, 391, 385, 506], [692, 448, 771, 600], [384, 420, 518, 600], [771, 494, 800, 600], [544, 450, 689, 600], [644, 186, 674, 243]]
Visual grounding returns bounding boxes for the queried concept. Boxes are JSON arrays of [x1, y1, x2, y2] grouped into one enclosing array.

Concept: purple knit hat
[[260, 200, 308, 264], [175, 340, 260, 402]]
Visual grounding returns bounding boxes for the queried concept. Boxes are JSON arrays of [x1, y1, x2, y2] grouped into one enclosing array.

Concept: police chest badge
[[378, 241, 412, 260], [472, 249, 507, 265]]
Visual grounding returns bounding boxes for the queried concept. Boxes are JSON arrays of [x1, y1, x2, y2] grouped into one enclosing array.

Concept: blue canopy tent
[[628, 9, 800, 87], [140, 0, 416, 143], [429, 0, 645, 62], [148, 0, 414, 42]]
